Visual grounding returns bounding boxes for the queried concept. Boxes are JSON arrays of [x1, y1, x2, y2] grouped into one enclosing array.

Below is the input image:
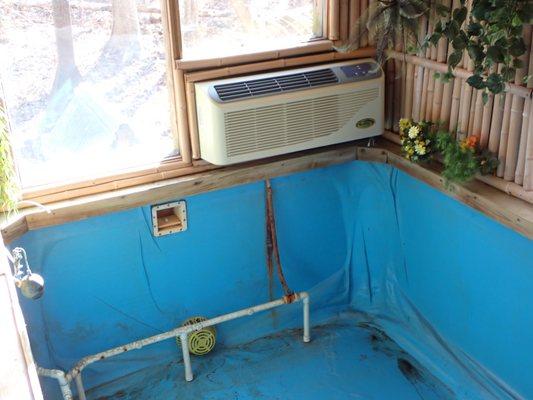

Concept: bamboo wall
[[330, 0, 533, 200]]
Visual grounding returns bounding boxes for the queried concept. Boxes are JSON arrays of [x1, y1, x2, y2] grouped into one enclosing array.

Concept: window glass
[[0, 0, 176, 188], [178, 0, 323, 60]]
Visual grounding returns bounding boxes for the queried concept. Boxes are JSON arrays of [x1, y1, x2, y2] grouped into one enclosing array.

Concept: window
[[0, 0, 176, 188], [178, 0, 325, 60], [1, 0, 328, 195]]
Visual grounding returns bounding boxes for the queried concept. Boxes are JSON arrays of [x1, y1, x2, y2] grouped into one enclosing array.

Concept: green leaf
[[429, 32, 442, 45], [466, 22, 482, 36], [509, 38, 526, 57], [486, 46, 505, 63], [486, 73, 505, 94], [453, 7, 468, 24], [513, 58, 524, 69], [442, 71, 454, 83], [467, 74, 486, 89], [482, 91, 489, 105], [436, 3, 450, 16], [501, 66, 516, 81], [448, 51, 463, 69], [467, 44, 484, 62], [445, 20, 460, 40], [511, 14, 522, 27], [452, 33, 468, 51]]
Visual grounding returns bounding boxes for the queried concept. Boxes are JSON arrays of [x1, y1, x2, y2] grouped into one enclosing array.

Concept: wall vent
[[214, 69, 338, 101], [224, 88, 378, 157]]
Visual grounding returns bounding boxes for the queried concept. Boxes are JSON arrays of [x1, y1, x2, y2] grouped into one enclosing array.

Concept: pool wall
[[13, 161, 533, 399]]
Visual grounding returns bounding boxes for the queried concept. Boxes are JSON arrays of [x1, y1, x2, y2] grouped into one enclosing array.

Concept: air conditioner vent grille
[[224, 88, 379, 157], [214, 69, 338, 101]]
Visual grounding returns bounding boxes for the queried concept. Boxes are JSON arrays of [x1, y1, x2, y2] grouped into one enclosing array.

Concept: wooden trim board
[[2, 139, 532, 243]]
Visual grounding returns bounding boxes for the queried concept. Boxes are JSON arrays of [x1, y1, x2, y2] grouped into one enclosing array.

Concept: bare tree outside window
[[52, 0, 81, 92], [100, 0, 141, 66], [0, 0, 174, 188], [178, 0, 321, 59]]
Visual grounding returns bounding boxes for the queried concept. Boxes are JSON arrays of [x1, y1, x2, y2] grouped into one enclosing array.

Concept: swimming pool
[[13, 161, 533, 399]]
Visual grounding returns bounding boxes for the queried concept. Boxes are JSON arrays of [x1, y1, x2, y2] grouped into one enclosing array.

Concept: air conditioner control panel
[[339, 62, 380, 80]]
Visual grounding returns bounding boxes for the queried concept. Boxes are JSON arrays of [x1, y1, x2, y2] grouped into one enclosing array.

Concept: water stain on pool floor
[[89, 313, 453, 400]]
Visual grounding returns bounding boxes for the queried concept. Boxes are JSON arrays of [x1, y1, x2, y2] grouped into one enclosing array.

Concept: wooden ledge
[[1, 139, 532, 243]]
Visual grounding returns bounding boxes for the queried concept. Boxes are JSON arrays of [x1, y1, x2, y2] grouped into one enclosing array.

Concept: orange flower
[[465, 135, 479, 148]]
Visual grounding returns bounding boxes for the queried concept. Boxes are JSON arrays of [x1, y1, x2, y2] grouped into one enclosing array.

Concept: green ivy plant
[[426, 0, 532, 102], [0, 103, 18, 213]]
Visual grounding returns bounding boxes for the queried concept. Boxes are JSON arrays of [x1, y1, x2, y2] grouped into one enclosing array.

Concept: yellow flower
[[408, 126, 420, 139], [399, 118, 411, 130], [415, 143, 426, 155]]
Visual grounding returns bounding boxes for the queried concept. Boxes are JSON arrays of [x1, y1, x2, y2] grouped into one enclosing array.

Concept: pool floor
[[87, 313, 452, 399]]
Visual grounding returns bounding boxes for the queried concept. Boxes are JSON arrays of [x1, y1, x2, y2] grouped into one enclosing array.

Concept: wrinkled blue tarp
[[14, 161, 533, 399]]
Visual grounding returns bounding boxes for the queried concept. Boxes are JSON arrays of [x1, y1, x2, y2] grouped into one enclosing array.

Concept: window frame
[[175, 0, 329, 67], [16, 0, 337, 205]]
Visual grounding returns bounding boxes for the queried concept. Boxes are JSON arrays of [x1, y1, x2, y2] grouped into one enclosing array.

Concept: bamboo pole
[[439, 0, 459, 128], [385, 59, 395, 130], [430, 0, 451, 122], [185, 48, 376, 83], [175, 70, 192, 164], [504, 26, 532, 181], [496, 93, 513, 176], [479, 66, 497, 148], [431, 39, 448, 122], [456, 0, 474, 140], [393, 42, 403, 131], [404, 61, 415, 119], [176, 41, 334, 71], [515, 98, 531, 184], [339, 0, 349, 42], [470, 90, 483, 136], [328, 0, 340, 40], [359, 0, 368, 47], [469, 89, 481, 135], [424, 9, 438, 121], [161, 0, 188, 161], [515, 29, 533, 185], [457, 72, 474, 140], [488, 97, 504, 152], [385, 51, 532, 98], [412, 15, 428, 120], [420, 19, 434, 121], [185, 81, 201, 159], [348, 0, 360, 50], [523, 101, 533, 190]]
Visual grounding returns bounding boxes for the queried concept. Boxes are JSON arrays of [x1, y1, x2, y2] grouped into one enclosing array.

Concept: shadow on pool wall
[[13, 161, 533, 399]]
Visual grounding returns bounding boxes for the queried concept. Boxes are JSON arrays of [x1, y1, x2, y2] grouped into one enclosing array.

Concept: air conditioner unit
[[195, 59, 384, 165]]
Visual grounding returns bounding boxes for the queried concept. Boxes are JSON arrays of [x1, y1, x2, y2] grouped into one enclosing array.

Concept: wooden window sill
[[176, 40, 334, 71], [2, 138, 532, 244]]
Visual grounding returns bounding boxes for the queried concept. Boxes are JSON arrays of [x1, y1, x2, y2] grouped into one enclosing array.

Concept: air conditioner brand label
[[356, 118, 375, 129]]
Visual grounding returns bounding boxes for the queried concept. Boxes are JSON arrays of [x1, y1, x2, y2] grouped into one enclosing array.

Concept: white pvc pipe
[[37, 367, 73, 400], [41, 292, 310, 399], [75, 374, 87, 400], [303, 295, 310, 343], [180, 333, 193, 382]]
